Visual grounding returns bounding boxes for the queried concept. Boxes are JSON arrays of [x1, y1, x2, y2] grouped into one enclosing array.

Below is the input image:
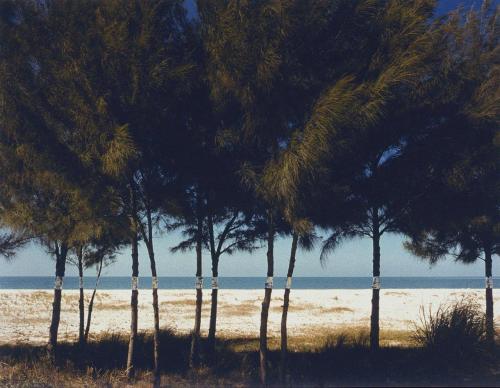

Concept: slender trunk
[[190, 205, 203, 368], [148, 247, 160, 377], [206, 208, 218, 357], [48, 242, 68, 359], [370, 209, 380, 351], [260, 212, 274, 385], [485, 244, 494, 345], [144, 207, 160, 378], [127, 203, 139, 379], [77, 247, 85, 347], [84, 257, 103, 342], [207, 258, 219, 354], [280, 232, 298, 383]]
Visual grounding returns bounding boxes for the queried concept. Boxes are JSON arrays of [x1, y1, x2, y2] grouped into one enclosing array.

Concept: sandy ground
[[0, 288, 499, 345]]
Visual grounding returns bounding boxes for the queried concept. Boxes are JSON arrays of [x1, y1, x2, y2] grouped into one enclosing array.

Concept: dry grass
[[1, 328, 499, 387], [220, 302, 260, 316], [320, 306, 354, 314]]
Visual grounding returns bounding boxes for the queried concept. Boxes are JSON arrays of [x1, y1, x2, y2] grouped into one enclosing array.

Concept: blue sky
[[3, 230, 499, 277], [2, 0, 498, 278]]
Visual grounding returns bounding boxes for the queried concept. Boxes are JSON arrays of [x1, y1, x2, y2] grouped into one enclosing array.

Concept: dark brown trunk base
[[48, 288, 62, 359], [84, 287, 97, 343], [280, 287, 291, 383], [259, 287, 272, 385], [79, 287, 85, 347], [370, 288, 380, 351], [207, 288, 218, 357], [127, 289, 139, 379], [190, 288, 203, 368], [486, 287, 494, 345], [152, 288, 160, 377]]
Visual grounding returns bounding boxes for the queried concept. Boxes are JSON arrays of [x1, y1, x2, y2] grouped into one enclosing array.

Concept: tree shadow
[[0, 330, 498, 386]]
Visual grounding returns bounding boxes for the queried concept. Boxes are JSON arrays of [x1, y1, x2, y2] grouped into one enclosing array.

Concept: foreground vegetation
[[1, 329, 498, 387], [1, 299, 498, 387]]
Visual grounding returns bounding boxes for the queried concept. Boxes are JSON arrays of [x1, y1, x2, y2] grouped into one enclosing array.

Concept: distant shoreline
[[0, 276, 497, 290]]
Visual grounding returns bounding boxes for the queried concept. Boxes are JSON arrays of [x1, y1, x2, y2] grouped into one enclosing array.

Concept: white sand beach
[[1, 289, 499, 345]]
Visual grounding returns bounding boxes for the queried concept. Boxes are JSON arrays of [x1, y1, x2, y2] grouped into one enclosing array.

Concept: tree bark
[[485, 244, 494, 345], [206, 207, 219, 358], [280, 232, 298, 383], [370, 209, 380, 351], [190, 202, 203, 368], [259, 212, 274, 385], [207, 258, 219, 355], [48, 242, 68, 359], [77, 247, 85, 347], [127, 205, 139, 379], [148, 249, 160, 378], [144, 208, 160, 378], [84, 257, 103, 342]]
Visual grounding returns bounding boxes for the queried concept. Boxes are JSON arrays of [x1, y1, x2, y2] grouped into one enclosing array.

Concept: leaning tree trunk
[[259, 212, 274, 385], [147, 245, 160, 379], [48, 243, 68, 359], [280, 232, 298, 383], [190, 211, 203, 368], [485, 244, 494, 345], [77, 247, 85, 347], [207, 257, 219, 356], [370, 210, 381, 351], [127, 223, 139, 379], [84, 257, 103, 343]]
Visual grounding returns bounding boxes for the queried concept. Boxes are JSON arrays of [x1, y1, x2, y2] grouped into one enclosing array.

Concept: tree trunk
[[207, 258, 219, 355], [190, 205, 203, 368], [140, 205, 161, 381], [77, 247, 85, 347], [148, 248, 160, 378], [84, 257, 103, 342], [485, 244, 494, 345], [280, 232, 298, 383], [259, 212, 274, 385], [370, 209, 381, 351], [127, 224, 139, 379], [48, 242, 68, 359]]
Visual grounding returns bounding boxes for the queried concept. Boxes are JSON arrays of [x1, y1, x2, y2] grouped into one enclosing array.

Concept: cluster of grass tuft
[[413, 299, 487, 355]]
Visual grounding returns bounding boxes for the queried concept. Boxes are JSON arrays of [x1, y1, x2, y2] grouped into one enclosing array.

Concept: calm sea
[[0, 276, 495, 289]]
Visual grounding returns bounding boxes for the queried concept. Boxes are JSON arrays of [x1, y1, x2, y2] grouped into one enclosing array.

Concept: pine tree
[[0, 0, 114, 358], [279, 223, 316, 382], [401, 2, 499, 345], [53, 0, 192, 377], [199, 1, 301, 381], [272, 0, 438, 351]]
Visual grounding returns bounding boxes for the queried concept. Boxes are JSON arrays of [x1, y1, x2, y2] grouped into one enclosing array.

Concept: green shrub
[[413, 298, 487, 365]]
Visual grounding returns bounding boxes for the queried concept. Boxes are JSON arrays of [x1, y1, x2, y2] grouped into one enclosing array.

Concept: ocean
[[0, 276, 495, 289]]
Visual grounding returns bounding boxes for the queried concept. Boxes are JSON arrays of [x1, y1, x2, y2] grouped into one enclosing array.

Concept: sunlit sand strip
[[1, 289, 498, 346]]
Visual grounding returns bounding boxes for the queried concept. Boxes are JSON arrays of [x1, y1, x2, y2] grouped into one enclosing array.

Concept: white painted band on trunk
[[152, 276, 159, 290], [79, 276, 83, 289], [131, 276, 138, 290], [211, 277, 218, 289], [195, 276, 203, 290], [285, 276, 292, 289], [265, 276, 273, 289], [54, 276, 63, 290], [372, 276, 381, 290], [486, 276, 493, 289]]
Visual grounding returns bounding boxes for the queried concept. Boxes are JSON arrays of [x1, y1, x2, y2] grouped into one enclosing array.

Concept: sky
[[2, 0, 498, 278], [3, 230, 499, 277]]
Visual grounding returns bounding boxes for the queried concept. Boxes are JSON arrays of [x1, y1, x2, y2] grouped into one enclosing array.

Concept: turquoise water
[[0, 276, 495, 289]]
